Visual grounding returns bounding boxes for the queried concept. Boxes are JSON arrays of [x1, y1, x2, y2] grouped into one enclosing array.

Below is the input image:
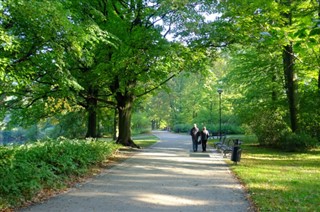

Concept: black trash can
[[231, 139, 242, 163]]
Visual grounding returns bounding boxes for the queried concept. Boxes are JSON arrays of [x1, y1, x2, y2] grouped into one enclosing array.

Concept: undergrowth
[[0, 138, 119, 210]]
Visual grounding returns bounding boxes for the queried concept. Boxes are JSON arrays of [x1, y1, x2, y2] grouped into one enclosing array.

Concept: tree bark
[[281, 0, 298, 132], [116, 93, 140, 148], [283, 44, 298, 132]]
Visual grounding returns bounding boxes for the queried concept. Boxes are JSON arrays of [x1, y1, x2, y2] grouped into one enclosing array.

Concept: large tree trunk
[[281, 0, 298, 133], [283, 44, 298, 132], [116, 93, 140, 148], [85, 87, 98, 138]]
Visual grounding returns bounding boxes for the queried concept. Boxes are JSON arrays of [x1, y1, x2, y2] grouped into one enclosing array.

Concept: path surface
[[20, 131, 253, 212]]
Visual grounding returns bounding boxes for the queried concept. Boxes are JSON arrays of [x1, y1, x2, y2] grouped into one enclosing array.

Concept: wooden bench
[[219, 139, 233, 158], [214, 135, 226, 148], [215, 138, 242, 158]]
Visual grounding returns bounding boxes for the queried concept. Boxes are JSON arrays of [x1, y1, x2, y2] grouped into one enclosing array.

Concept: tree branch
[[136, 74, 177, 98]]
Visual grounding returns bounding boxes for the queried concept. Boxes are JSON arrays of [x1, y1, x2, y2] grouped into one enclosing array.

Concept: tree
[[1, 0, 215, 147], [209, 0, 320, 145], [0, 0, 115, 139], [281, 0, 298, 132]]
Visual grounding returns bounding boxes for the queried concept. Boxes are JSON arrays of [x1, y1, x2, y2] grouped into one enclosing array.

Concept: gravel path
[[20, 131, 253, 212]]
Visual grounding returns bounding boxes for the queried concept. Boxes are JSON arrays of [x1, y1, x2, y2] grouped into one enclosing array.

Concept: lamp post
[[217, 88, 223, 141]]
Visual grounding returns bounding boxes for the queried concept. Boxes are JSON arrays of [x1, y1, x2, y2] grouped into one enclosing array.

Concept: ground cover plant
[[220, 135, 320, 212], [0, 138, 119, 210], [0, 134, 159, 211]]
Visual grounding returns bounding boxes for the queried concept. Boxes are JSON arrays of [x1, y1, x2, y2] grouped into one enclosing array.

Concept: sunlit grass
[[215, 135, 320, 211], [133, 134, 159, 148], [98, 133, 159, 148]]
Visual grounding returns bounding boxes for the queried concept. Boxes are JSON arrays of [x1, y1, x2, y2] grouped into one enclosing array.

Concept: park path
[[19, 131, 253, 212]]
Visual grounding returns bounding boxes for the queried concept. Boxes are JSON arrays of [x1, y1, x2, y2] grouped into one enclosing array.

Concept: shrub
[[249, 110, 289, 146], [279, 132, 318, 152], [172, 124, 191, 133], [0, 139, 119, 210]]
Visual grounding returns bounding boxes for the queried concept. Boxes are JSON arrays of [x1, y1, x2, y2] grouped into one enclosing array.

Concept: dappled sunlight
[[138, 152, 180, 157], [151, 147, 188, 151], [134, 193, 209, 206], [15, 132, 252, 212], [71, 192, 121, 197]]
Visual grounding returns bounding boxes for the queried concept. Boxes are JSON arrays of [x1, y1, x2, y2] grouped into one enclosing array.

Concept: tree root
[[116, 138, 141, 149]]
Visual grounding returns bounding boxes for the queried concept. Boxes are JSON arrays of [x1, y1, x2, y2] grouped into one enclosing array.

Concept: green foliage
[[172, 124, 191, 133], [299, 89, 320, 142], [279, 132, 319, 152], [48, 112, 87, 139], [220, 124, 244, 135], [1, 0, 214, 142], [200, 0, 320, 150], [1, 0, 319, 151], [248, 110, 290, 147], [24, 125, 39, 141], [132, 111, 152, 134], [0, 139, 119, 209]]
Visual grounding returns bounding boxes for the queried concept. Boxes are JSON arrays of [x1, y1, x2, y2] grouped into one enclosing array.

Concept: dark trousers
[[202, 140, 207, 151], [192, 136, 198, 152]]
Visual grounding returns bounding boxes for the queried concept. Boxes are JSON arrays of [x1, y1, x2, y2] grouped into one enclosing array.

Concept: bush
[[172, 124, 191, 133], [249, 110, 289, 146], [279, 133, 318, 152], [221, 124, 244, 135], [0, 139, 119, 210]]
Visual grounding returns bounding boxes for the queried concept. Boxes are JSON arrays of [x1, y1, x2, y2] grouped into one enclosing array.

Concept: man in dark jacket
[[190, 124, 199, 152]]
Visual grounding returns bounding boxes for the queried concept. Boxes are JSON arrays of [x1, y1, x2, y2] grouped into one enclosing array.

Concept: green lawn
[[132, 134, 159, 148], [212, 135, 320, 212], [98, 134, 159, 148]]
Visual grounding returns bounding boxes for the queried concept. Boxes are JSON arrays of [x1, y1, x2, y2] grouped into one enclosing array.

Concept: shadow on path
[[20, 131, 254, 212]]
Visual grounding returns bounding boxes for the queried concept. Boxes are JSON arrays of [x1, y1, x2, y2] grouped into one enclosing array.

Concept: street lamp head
[[217, 88, 223, 94]]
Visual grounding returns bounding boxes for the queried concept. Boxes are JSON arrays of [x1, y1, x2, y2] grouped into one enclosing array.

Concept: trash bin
[[231, 139, 242, 163]]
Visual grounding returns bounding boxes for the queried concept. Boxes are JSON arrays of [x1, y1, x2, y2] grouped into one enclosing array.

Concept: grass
[[98, 134, 159, 148], [211, 135, 320, 212], [132, 134, 159, 148]]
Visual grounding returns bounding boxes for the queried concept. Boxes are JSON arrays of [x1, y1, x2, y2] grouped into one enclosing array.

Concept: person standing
[[200, 126, 209, 152], [190, 124, 199, 152]]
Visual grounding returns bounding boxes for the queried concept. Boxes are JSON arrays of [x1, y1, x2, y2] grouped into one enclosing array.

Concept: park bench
[[219, 139, 233, 157], [215, 137, 242, 158], [214, 135, 227, 148]]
